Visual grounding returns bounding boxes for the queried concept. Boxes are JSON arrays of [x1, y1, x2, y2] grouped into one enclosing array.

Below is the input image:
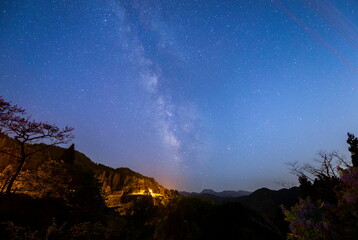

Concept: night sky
[[1, 0, 358, 191]]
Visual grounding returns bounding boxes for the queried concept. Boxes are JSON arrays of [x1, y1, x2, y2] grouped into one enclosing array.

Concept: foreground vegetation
[[283, 133, 358, 239]]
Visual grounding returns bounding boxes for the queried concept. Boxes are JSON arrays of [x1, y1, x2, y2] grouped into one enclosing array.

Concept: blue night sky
[[1, 0, 358, 191]]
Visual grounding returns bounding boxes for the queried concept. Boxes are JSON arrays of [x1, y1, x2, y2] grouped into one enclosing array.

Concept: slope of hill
[[235, 187, 300, 214], [235, 187, 301, 234], [0, 135, 176, 210]]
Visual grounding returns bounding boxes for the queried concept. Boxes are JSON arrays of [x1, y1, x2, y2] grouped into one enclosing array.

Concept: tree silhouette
[[347, 132, 358, 167], [0, 96, 74, 194]]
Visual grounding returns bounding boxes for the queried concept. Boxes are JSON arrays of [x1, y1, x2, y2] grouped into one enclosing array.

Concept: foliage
[[284, 133, 358, 240], [282, 198, 333, 240], [6, 159, 72, 198], [65, 167, 107, 222]]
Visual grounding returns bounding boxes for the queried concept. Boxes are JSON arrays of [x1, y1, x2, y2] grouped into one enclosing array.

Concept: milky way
[[1, 0, 358, 191]]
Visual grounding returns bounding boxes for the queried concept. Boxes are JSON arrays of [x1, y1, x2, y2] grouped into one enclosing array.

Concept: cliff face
[[93, 165, 174, 208], [97, 168, 165, 195]]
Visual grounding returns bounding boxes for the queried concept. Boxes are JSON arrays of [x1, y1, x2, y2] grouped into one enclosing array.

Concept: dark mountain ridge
[[180, 188, 251, 198]]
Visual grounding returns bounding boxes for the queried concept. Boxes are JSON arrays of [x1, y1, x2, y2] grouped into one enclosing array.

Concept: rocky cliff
[[92, 164, 175, 208]]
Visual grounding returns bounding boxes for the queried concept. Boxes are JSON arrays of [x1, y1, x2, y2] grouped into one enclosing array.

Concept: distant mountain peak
[[180, 189, 251, 198], [201, 189, 216, 194]]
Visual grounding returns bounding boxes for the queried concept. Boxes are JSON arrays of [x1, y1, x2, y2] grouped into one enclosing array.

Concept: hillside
[[46, 145, 178, 209], [0, 135, 176, 210], [235, 187, 300, 216]]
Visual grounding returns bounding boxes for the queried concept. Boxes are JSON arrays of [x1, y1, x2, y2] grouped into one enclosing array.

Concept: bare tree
[[287, 150, 350, 182], [0, 96, 74, 194]]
